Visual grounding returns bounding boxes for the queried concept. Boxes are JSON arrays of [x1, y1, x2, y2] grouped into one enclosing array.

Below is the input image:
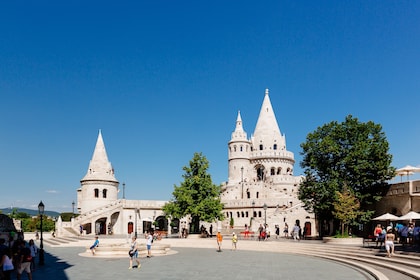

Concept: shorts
[[18, 262, 31, 274], [131, 250, 138, 259], [147, 244, 151, 250], [385, 240, 394, 251]]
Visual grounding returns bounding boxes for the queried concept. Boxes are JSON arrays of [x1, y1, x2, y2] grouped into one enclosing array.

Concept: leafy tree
[[299, 115, 395, 236], [332, 188, 362, 236], [162, 153, 224, 230]]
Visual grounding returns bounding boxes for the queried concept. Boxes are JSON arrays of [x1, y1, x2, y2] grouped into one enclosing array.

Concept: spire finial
[[265, 88, 269, 95]]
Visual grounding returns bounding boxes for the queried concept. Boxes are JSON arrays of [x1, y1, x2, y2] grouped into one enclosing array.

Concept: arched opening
[[155, 216, 168, 231], [304, 221, 312, 237], [94, 189, 99, 198], [103, 189, 107, 198], [170, 218, 180, 234], [256, 165, 265, 181], [95, 218, 107, 235]]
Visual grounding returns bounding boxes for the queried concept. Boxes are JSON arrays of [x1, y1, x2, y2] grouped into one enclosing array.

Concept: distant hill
[[0, 208, 60, 218]]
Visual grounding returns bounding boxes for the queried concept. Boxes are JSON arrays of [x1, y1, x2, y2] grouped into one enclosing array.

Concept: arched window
[[240, 145, 243, 152], [103, 189, 107, 198], [277, 167, 281, 175], [273, 144, 277, 150], [94, 189, 99, 198], [237, 212, 240, 218], [258, 211, 262, 218], [259, 144, 263, 150], [256, 166, 265, 181], [247, 191, 250, 199], [256, 192, 259, 198], [271, 168, 275, 175], [234, 145, 237, 152]]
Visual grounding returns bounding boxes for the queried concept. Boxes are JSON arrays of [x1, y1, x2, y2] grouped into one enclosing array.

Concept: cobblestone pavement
[[25, 239, 375, 280]]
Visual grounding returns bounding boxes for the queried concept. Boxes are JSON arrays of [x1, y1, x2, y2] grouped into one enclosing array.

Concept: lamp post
[[123, 182, 126, 199], [263, 203, 267, 228], [252, 200, 255, 219], [241, 166, 244, 199], [134, 208, 138, 238], [72, 201, 75, 216], [38, 201, 45, 265]]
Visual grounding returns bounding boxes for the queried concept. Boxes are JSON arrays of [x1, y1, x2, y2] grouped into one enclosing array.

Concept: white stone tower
[[221, 89, 315, 236], [228, 111, 251, 188], [78, 130, 119, 213]]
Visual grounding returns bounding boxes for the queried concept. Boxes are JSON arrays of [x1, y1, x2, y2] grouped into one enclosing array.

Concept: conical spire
[[231, 111, 247, 140], [81, 130, 118, 182], [252, 89, 285, 149]]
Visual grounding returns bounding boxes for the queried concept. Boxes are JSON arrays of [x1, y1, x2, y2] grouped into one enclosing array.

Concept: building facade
[[58, 89, 317, 238], [220, 89, 316, 236]]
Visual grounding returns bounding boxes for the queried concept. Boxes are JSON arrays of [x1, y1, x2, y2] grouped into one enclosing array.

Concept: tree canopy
[[298, 115, 395, 229], [162, 152, 224, 223]]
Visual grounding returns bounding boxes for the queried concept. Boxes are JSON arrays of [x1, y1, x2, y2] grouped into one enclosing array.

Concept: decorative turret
[[78, 130, 119, 214], [251, 89, 286, 151], [81, 130, 118, 182], [250, 89, 295, 178], [228, 111, 251, 184]]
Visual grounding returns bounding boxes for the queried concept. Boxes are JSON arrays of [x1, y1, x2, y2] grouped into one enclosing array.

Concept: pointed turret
[[231, 111, 247, 140], [81, 130, 118, 183], [79, 130, 119, 214], [252, 89, 286, 150]]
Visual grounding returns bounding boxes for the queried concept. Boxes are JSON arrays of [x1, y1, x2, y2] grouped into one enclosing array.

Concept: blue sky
[[1, 1, 419, 212]]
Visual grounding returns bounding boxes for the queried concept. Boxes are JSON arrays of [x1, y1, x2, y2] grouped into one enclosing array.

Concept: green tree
[[332, 188, 362, 236], [299, 115, 395, 236], [162, 153, 224, 230]]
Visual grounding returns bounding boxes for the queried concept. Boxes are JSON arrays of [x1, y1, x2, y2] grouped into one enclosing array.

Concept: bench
[[239, 231, 255, 239], [363, 235, 379, 247]]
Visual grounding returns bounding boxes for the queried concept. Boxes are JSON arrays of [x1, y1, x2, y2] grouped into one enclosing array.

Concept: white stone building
[[57, 89, 316, 238], [220, 89, 316, 237], [57, 130, 171, 237]]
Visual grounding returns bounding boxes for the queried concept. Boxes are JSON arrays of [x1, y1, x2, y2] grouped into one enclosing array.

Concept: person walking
[[292, 224, 300, 241], [216, 231, 223, 252], [385, 226, 395, 258], [146, 230, 153, 258], [128, 236, 141, 269], [0, 248, 14, 280], [283, 223, 289, 238], [231, 232, 238, 250], [28, 239, 37, 271], [90, 236, 99, 255], [17, 242, 33, 280]]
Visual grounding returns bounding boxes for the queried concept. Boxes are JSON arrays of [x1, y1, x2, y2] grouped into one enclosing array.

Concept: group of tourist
[[373, 222, 420, 257], [0, 236, 37, 280]]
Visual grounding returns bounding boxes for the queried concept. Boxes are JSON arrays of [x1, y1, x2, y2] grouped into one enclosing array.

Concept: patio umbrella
[[396, 165, 420, 181], [397, 211, 420, 221], [372, 213, 399, 221]]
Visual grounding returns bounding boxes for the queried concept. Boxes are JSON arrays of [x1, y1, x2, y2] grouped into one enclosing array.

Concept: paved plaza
[[24, 238, 376, 280]]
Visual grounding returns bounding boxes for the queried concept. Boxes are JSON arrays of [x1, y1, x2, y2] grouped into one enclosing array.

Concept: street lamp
[[252, 200, 255, 219], [263, 203, 268, 228], [123, 182, 126, 199], [134, 208, 138, 238], [72, 201, 75, 216], [241, 166, 244, 199], [38, 201, 45, 265]]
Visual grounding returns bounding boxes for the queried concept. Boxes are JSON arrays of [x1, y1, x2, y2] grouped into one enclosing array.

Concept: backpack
[[23, 248, 32, 262]]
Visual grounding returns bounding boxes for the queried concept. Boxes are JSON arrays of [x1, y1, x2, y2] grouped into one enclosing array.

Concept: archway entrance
[[128, 222, 133, 234], [304, 222, 311, 237], [95, 218, 107, 235]]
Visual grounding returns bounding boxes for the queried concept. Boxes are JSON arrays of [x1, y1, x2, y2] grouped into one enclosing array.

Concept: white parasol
[[372, 213, 399, 221], [395, 165, 420, 181], [397, 211, 420, 221]]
